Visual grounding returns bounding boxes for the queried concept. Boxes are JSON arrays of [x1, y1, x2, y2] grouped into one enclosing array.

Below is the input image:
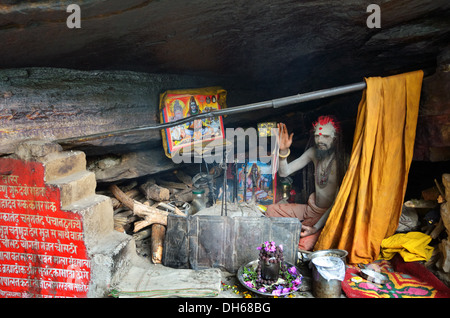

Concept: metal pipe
[[272, 81, 367, 108], [56, 81, 366, 144]]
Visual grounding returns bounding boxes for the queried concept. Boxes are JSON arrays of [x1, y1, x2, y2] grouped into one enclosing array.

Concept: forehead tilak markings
[[313, 116, 339, 136]]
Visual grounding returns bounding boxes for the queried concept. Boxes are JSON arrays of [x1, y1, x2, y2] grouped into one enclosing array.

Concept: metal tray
[[360, 268, 389, 284], [237, 260, 301, 297]]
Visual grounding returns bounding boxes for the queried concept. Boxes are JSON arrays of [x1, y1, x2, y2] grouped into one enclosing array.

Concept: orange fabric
[[266, 193, 326, 250], [266, 193, 326, 226], [314, 70, 424, 264]]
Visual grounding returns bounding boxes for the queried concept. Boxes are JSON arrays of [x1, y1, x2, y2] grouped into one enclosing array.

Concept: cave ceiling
[[1, 0, 449, 92]]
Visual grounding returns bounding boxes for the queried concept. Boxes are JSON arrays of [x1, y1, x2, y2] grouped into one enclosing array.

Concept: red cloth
[[342, 254, 450, 298], [266, 193, 326, 251]]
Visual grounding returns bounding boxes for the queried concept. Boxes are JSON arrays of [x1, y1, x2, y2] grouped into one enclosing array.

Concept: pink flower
[[288, 266, 297, 275], [244, 281, 254, 289], [258, 241, 283, 253], [265, 241, 276, 252], [293, 277, 302, 286], [272, 288, 282, 296]]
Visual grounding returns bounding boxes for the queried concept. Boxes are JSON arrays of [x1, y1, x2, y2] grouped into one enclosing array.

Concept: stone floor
[[110, 250, 324, 298], [131, 238, 337, 299], [115, 236, 450, 299]]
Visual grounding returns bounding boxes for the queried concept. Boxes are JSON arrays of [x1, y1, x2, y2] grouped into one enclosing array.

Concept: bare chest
[[314, 159, 338, 208]]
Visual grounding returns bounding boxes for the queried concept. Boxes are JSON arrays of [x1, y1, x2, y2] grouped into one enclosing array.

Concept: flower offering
[[241, 241, 302, 296]]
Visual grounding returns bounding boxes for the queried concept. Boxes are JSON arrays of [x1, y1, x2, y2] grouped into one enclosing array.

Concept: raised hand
[[277, 123, 293, 152]]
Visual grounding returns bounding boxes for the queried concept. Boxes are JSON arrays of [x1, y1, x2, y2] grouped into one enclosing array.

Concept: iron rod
[[56, 81, 367, 144]]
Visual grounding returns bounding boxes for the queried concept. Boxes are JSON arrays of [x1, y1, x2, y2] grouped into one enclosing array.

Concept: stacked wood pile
[[102, 170, 195, 264]]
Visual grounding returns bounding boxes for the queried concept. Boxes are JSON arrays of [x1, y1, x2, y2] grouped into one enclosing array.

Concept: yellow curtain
[[314, 70, 424, 264]]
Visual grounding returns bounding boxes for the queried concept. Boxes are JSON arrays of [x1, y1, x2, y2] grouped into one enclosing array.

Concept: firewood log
[[140, 182, 170, 201], [132, 228, 152, 241], [113, 215, 128, 232], [109, 184, 134, 210], [430, 218, 445, 239], [170, 187, 194, 202], [157, 202, 186, 216], [133, 216, 164, 232], [110, 184, 185, 232], [133, 201, 169, 226], [151, 224, 166, 264], [155, 179, 189, 190], [133, 200, 169, 216], [132, 200, 186, 231], [111, 197, 121, 209], [111, 183, 167, 229], [173, 170, 193, 187]]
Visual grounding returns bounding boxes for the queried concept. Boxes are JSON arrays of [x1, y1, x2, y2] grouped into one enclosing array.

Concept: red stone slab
[[0, 158, 90, 298]]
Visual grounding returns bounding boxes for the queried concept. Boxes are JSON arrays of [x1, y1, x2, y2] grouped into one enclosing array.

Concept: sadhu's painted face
[[314, 122, 336, 151], [312, 116, 339, 159]]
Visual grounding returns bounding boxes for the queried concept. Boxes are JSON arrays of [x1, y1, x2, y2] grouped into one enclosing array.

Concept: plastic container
[[190, 189, 206, 215]]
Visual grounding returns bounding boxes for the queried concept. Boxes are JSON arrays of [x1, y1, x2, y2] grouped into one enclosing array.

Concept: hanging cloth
[[314, 70, 424, 264]]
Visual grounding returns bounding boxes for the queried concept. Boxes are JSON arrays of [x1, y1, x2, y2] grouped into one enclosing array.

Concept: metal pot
[[311, 256, 344, 298], [308, 249, 348, 264]]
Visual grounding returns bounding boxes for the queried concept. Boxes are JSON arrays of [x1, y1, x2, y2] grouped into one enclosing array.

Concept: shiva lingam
[[256, 241, 284, 284], [261, 257, 280, 282], [238, 241, 303, 296]]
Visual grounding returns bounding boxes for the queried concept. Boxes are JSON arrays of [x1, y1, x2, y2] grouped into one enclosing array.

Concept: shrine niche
[[0, 158, 90, 297]]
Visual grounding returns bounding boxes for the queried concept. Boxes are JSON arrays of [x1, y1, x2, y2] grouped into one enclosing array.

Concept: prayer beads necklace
[[316, 153, 335, 188]]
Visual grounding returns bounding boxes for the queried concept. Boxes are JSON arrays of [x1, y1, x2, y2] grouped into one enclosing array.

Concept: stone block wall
[[0, 140, 134, 297]]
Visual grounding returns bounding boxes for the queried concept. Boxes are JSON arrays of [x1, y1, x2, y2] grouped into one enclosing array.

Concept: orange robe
[[266, 193, 326, 251], [314, 70, 423, 264]]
